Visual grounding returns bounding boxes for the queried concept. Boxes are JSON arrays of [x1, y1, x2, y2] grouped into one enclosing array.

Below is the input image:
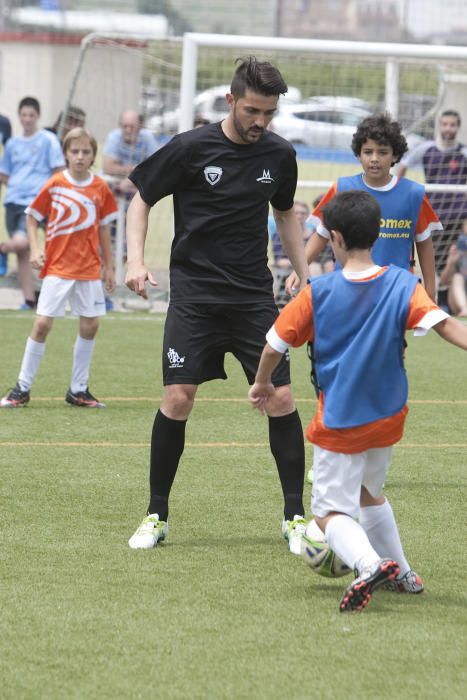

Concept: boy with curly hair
[[288, 112, 440, 302]]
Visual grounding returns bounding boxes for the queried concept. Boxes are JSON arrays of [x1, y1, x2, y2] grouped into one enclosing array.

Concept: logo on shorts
[[204, 166, 223, 186], [167, 347, 185, 368]]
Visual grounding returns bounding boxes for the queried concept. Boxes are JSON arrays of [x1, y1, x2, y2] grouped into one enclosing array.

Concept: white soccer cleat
[[382, 569, 424, 593], [282, 514, 308, 555], [128, 514, 168, 549]]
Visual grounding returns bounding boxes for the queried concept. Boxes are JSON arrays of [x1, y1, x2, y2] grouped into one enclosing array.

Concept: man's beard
[[440, 130, 457, 143], [232, 112, 265, 144]]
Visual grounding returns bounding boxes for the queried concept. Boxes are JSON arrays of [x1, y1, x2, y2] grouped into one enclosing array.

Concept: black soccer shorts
[[162, 302, 291, 387]]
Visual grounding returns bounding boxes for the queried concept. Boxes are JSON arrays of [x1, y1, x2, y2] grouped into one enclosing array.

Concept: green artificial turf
[[0, 312, 466, 699]]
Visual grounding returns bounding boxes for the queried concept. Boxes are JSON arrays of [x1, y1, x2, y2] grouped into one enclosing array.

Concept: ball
[[301, 519, 352, 578]]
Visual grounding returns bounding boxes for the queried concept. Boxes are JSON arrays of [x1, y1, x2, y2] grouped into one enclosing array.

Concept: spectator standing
[[46, 105, 86, 141], [0, 127, 117, 409], [0, 97, 65, 308], [398, 109, 467, 275], [438, 231, 467, 316], [125, 57, 310, 551], [0, 111, 12, 148], [249, 190, 467, 612], [0, 110, 12, 276]]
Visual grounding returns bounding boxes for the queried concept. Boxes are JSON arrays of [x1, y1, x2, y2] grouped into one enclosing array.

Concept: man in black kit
[[125, 56, 310, 550]]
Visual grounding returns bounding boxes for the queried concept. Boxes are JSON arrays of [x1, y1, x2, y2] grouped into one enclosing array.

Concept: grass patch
[[0, 312, 466, 699]]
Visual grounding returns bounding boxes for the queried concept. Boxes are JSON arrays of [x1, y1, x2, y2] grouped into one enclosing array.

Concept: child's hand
[[248, 381, 276, 416], [104, 268, 115, 293], [30, 248, 45, 269]]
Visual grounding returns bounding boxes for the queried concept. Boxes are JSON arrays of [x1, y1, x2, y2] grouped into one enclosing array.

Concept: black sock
[[268, 410, 305, 520], [147, 409, 187, 521]]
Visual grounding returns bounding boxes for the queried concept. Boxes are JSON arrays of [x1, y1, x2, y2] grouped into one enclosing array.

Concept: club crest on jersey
[[256, 169, 274, 183], [204, 166, 223, 186]]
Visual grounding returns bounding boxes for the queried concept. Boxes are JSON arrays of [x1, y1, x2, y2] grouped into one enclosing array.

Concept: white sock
[[70, 335, 95, 393], [18, 337, 46, 391], [325, 514, 380, 574], [360, 499, 410, 578]]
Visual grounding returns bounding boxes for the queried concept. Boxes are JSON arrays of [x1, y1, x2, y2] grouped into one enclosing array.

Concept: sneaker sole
[[340, 560, 399, 613], [128, 531, 167, 550], [65, 400, 106, 408], [0, 402, 29, 408]]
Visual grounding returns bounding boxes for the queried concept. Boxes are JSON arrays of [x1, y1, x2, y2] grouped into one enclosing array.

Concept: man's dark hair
[[322, 190, 381, 251], [440, 109, 461, 126], [230, 56, 288, 99], [351, 112, 407, 165], [18, 96, 40, 115]]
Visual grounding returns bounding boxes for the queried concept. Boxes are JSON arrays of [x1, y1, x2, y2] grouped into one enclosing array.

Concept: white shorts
[[36, 276, 106, 318], [311, 444, 393, 519]]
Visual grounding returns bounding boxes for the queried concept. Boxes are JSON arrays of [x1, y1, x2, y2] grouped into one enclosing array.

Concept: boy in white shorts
[[1, 127, 117, 409], [249, 190, 467, 612]]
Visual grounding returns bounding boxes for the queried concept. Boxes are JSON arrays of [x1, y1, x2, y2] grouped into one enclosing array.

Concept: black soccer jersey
[[129, 122, 298, 304]]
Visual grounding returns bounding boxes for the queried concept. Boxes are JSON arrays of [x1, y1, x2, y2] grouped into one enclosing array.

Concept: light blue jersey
[[103, 128, 158, 167], [0, 129, 65, 206]]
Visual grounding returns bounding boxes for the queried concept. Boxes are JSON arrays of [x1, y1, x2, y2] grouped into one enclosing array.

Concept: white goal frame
[[179, 32, 467, 133]]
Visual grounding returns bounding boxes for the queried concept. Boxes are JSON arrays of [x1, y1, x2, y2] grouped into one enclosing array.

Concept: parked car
[[146, 84, 302, 135], [270, 98, 424, 153], [269, 101, 372, 150]]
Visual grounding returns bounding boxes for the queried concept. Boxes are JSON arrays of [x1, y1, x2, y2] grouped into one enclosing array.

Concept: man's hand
[[125, 261, 158, 299], [248, 381, 276, 416], [285, 270, 301, 296]]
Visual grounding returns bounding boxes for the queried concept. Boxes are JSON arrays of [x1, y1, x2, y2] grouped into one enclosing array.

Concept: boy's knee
[[80, 316, 99, 339], [31, 316, 53, 341]]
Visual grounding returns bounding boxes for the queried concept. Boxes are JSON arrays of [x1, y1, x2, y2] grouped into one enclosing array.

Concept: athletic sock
[[326, 514, 380, 574], [70, 335, 96, 393], [268, 410, 305, 519], [147, 409, 187, 521], [360, 499, 410, 577], [18, 337, 46, 391]]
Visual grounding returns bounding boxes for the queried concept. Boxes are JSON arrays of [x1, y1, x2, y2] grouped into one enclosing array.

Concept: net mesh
[[64, 34, 467, 286]]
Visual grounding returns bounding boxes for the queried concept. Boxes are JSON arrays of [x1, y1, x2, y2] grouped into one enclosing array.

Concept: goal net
[[63, 32, 467, 293]]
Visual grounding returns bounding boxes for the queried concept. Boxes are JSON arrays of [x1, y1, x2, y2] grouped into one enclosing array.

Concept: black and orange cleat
[[65, 387, 106, 408], [339, 558, 400, 612]]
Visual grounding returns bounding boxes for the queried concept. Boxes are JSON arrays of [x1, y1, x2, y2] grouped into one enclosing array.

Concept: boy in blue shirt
[[250, 190, 467, 612], [0, 97, 65, 308]]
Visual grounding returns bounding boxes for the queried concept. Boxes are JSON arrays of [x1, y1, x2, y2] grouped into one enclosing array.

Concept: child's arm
[[433, 316, 467, 350], [416, 237, 436, 302], [248, 342, 284, 415], [27, 214, 45, 269], [99, 223, 115, 293]]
